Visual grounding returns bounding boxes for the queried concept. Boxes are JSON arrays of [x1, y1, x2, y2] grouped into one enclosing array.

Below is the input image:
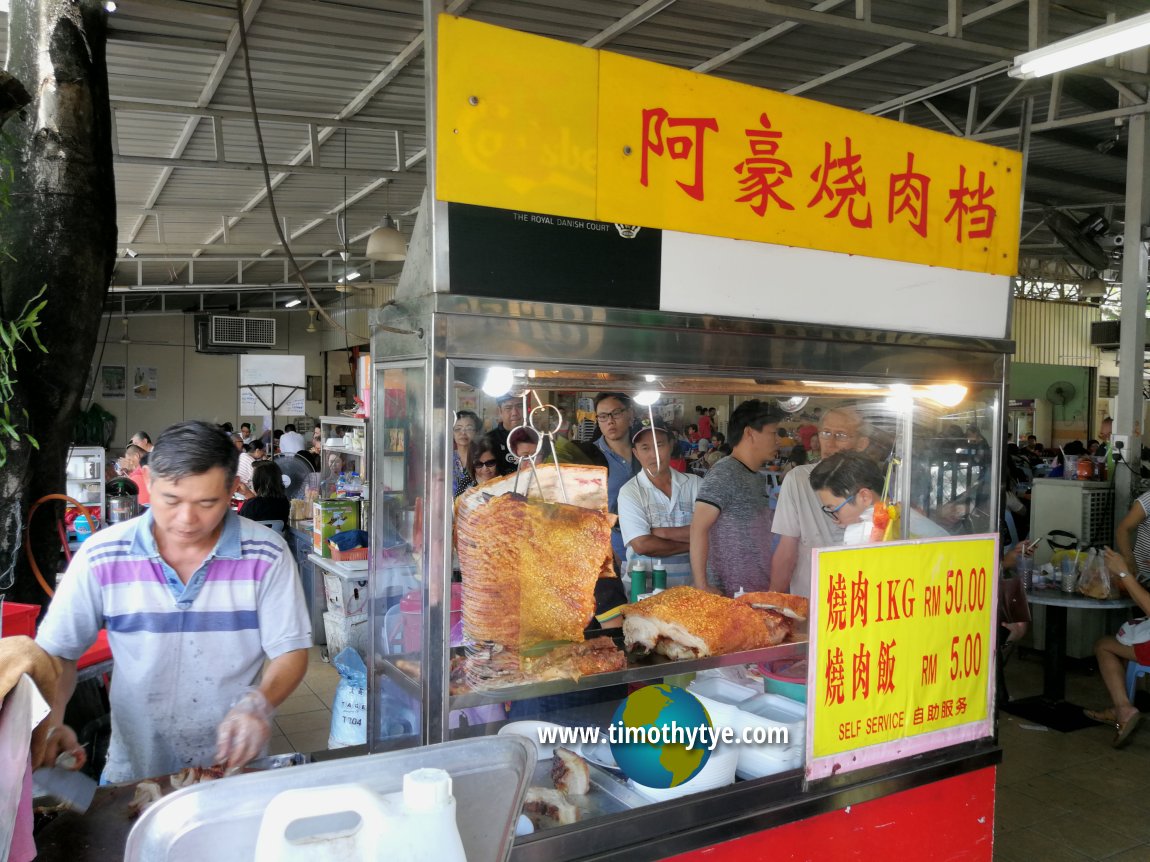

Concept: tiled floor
[[267, 646, 341, 756], [996, 650, 1150, 861]]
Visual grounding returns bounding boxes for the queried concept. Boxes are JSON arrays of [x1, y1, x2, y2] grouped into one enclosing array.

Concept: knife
[[32, 766, 99, 814]]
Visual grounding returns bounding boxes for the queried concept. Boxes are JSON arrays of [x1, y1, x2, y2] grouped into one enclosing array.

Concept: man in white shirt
[[618, 417, 700, 587], [278, 423, 306, 455], [770, 407, 870, 598]]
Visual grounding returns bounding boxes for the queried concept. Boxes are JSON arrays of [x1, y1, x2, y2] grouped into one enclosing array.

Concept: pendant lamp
[[366, 181, 406, 262]]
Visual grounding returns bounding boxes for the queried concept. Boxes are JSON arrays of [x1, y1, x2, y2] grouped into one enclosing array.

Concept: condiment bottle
[[651, 560, 667, 591], [630, 559, 648, 602]]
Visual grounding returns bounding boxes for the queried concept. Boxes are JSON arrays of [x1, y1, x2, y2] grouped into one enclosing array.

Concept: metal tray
[[527, 755, 649, 825], [124, 736, 535, 862]]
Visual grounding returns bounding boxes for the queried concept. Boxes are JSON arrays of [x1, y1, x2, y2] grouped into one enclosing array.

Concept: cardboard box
[[312, 500, 359, 558]]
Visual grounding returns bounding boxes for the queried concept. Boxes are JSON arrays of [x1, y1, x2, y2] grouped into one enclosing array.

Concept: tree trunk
[[0, 0, 116, 605]]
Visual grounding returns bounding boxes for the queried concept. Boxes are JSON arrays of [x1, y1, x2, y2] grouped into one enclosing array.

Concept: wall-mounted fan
[[776, 396, 809, 414], [1046, 380, 1077, 420], [1043, 209, 1110, 271]]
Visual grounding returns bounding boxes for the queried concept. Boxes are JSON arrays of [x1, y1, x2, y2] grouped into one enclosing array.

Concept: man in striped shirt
[[36, 421, 311, 783]]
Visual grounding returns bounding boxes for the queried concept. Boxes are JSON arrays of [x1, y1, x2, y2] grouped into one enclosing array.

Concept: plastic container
[[252, 769, 466, 862], [629, 561, 648, 603], [688, 674, 760, 706], [73, 512, 99, 542], [399, 584, 463, 652], [738, 693, 807, 752], [651, 560, 667, 591], [1, 601, 39, 638], [759, 658, 809, 703]]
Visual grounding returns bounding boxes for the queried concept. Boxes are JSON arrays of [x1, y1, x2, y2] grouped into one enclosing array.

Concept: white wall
[[88, 311, 329, 449]]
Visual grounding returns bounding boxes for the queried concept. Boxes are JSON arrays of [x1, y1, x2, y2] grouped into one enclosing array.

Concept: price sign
[[806, 536, 998, 782]]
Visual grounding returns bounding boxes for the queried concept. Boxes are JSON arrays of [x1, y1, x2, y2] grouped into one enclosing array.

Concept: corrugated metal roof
[[1, 0, 1143, 307]]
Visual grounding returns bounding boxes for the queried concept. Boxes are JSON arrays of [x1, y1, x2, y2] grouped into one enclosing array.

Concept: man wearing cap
[[770, 406, 871, 598], [690, 400, 783, 596], [485, 394, 526, 469], [618, 417, 701, 588]]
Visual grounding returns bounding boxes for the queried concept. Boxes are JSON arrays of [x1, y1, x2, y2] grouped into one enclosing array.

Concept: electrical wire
[[24, 494, 98, 598], [232, 0, 415, 340]]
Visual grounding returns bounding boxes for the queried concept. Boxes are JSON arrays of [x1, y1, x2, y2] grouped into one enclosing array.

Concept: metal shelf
[[324, 445, 367, 457], [447, 638, 807, 709]]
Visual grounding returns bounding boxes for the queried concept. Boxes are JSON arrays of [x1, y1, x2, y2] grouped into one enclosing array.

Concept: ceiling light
[[103, 0, 117, 11], [365, 215, 406, 262], [1009, 11, 1150, 79], [284, 298, 302, 308], [338, 270, 361, 283], [633, 390, 661, 406], [124, 248, 138, 258]]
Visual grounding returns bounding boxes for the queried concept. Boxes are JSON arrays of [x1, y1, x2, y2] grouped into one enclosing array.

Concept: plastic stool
[[1125, 661, 1150, 702]]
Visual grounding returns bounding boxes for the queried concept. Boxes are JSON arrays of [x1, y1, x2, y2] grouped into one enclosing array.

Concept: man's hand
[[215, 689, 273, 770], [35, 724, 87, 772]]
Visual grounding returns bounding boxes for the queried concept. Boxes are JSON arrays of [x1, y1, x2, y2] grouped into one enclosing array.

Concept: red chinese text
[[826, 573, 848, 631], [641, 108, 718, 202], [850, 571, 869, 628], [877, 638, 897, 694], [888, 152, 930, 238], [808, 137, 872, 228], [852, 643, 871, 701], [944, 165, 996, 242], [825, 647, 846, 705], [733, 112, 794, 214]]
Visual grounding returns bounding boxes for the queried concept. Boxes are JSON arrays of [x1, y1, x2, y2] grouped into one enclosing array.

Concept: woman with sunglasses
[[809, 451, 949, 544], [471, 437, 506, 486]]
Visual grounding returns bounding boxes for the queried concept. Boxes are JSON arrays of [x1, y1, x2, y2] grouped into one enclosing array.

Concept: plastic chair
[[1126, 662, 1150, 702], [382, 604, 405, 655]]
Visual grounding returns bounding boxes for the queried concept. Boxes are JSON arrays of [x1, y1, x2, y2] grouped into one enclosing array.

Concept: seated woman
[[809, 451, 949, 543], [239, 460, 290, 528], [1087, 547, 1150, 748], [471, 437, 506, 483]]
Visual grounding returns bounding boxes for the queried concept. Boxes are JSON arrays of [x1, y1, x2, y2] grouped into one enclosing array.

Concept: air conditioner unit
[[1090, 320, 1150, 352], [192, 315, 271, 354]]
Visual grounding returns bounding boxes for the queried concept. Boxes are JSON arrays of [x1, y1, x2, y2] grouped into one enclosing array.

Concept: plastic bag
[[1076, 552, 1112, 599], [328, 647, 368, 748]]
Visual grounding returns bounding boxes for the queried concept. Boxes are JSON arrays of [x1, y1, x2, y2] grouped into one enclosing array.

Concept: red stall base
[[665, 767, 995, 862], [1, 602, 39, 638]]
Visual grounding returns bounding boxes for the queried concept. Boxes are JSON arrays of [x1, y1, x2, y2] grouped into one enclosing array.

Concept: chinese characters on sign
[[809, 538, 996, 774], [642, 109, 996, 243]]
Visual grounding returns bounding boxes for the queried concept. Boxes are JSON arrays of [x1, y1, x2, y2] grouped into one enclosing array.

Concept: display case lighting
[[482, 366, 515, 397], [633, 390, 661, 406], [924, 384, 968, 408]]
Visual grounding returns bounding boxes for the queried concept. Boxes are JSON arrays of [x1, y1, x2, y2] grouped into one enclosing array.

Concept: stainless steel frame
[[369, 293, 1009, 859]]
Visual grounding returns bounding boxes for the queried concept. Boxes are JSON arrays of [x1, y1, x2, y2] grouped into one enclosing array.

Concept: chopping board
[[34, 782, 140, 862]]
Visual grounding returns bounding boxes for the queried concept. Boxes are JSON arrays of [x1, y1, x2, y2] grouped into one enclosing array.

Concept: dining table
[[1002, 587, 1134, 732]]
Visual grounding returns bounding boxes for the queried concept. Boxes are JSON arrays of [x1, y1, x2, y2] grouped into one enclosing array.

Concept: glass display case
[[367, 294, 1007, 849]]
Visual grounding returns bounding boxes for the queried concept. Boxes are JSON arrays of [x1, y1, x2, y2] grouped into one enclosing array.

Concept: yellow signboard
[[436, 15, 1021, 276], [810, 538, 997, 763]]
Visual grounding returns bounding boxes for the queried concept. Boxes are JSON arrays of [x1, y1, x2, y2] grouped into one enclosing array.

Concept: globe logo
[[609, 684, 713, 788]]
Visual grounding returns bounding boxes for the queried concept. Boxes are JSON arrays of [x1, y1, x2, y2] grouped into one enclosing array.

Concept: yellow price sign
[[808, 537, 997, 774]]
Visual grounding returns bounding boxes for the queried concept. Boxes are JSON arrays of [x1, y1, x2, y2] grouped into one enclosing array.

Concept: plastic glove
[[214, 689, 273, 770]]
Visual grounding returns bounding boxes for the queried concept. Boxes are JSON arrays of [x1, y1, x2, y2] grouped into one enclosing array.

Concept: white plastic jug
[[253, 769, 467, 862]]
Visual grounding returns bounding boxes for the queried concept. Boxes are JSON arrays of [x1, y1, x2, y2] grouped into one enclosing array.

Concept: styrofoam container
[[627, 744, 738, 803], [687, 674, 760, 707], [323, 571, 369, 616], [323, 610, 368, 661], [737, 693, 806, 753], [735, 742, 804, 780]]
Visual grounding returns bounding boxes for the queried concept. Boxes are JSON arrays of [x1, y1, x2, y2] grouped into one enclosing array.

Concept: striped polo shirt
[[37, 510, 311, 783]]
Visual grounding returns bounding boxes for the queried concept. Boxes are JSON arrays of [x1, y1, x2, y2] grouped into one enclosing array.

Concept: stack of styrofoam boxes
[[322, 567, 370, 662]]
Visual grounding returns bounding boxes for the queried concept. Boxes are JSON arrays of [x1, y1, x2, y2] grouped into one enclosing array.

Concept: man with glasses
[[770, 407, 871, 598], [689, 400, 785, 596], [589, 393, 640, 565]]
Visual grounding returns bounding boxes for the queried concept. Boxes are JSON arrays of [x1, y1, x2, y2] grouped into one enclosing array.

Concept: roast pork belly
[[620, 587, 774, 660]]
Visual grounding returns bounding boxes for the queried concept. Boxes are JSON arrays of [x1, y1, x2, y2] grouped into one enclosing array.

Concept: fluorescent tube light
[[1009, 11, 1150, 79], [285, 298, 302, 308]]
